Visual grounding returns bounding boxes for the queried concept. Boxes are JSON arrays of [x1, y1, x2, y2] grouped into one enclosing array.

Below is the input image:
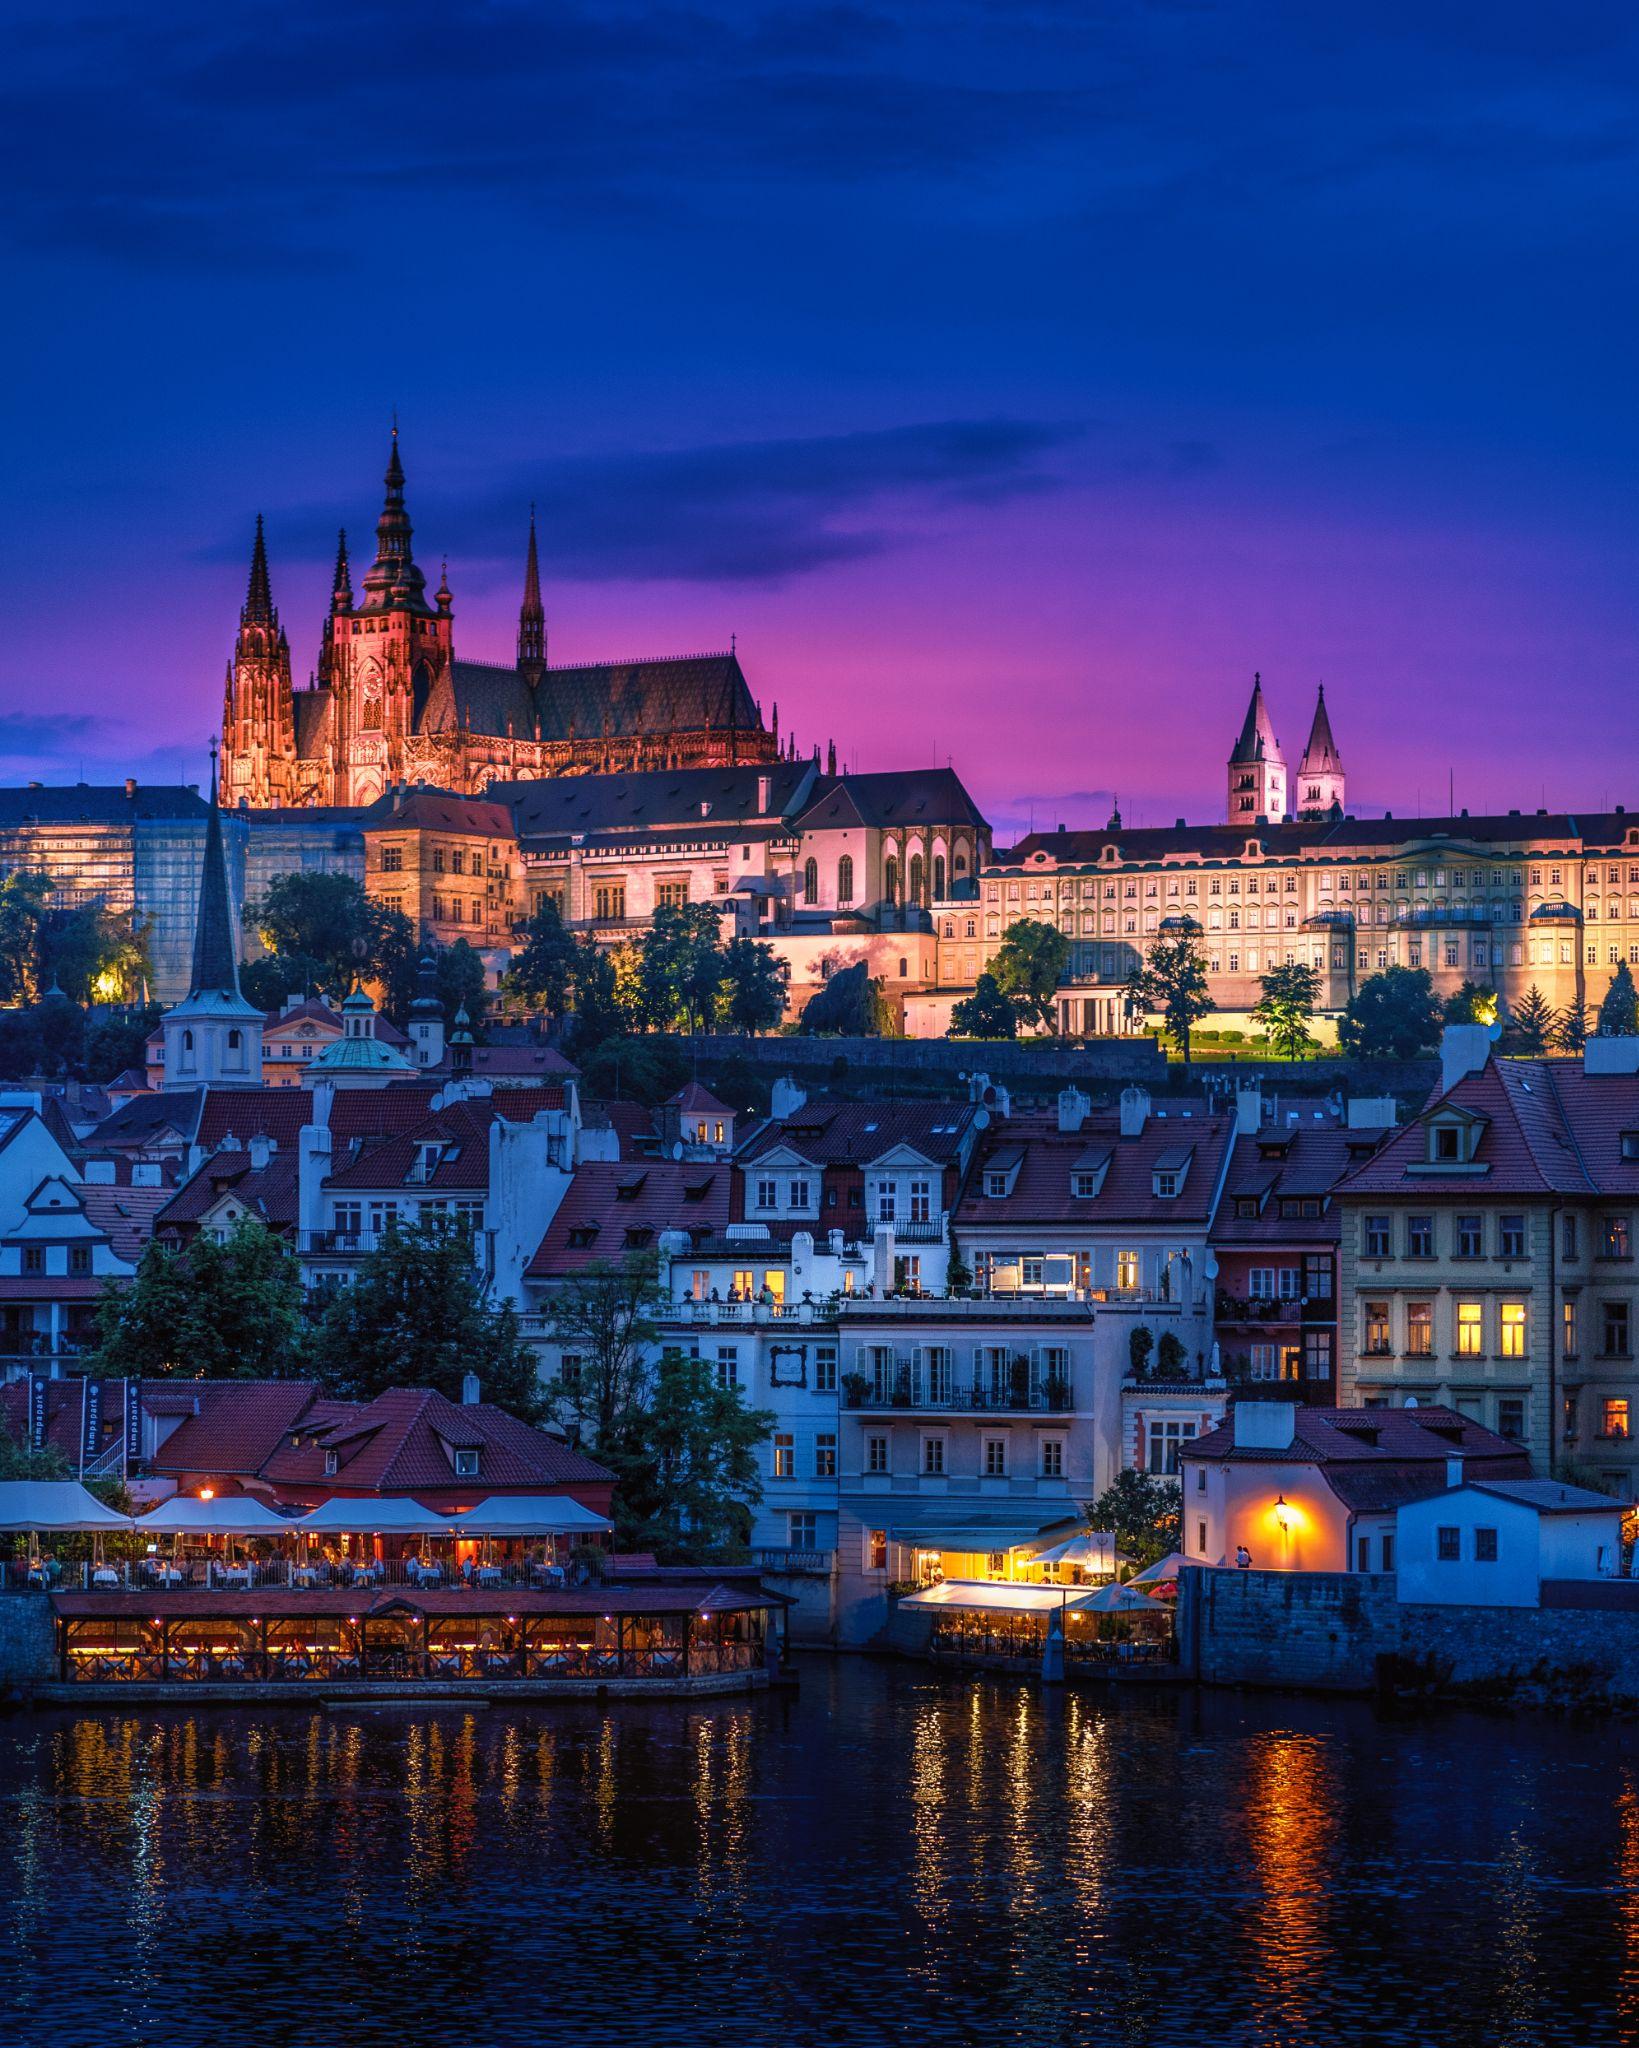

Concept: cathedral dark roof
[[498, 762, 818, 843], [791, 769, 989, 834], [434, 652, 760, 746], [292, 688, 333, 757]]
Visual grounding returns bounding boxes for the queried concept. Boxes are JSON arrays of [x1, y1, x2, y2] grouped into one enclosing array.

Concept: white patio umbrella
[[1077, 1581, 1167, 1615], [1027, 1531, 1116, 1573], [448, 1496, 613, 1538], [297, 1497, 455, 1535], [1128, 1551, 1190, 1587]]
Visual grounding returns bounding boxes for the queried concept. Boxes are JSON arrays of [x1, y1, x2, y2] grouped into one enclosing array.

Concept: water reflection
[[2, 1676, 1638, 2047]]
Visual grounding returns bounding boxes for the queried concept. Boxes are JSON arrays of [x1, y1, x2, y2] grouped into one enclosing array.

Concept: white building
[[1395, 1479, 1623, 1607]]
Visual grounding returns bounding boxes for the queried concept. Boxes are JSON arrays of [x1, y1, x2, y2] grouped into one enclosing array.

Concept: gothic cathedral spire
[[1297, 684, 1345, 818], [360, 423, 430, 612], [518, 506, 546, 687], [1226, 672, 1287, 825], [219, 517, 297, 808]]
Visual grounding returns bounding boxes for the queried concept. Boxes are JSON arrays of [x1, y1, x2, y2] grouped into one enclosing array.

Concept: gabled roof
[[89, 1089, 204, 1151], [790, 768, 988, 834], [358, 788, 516, 837], [144, 1380, 326, 1478], [154, 1152, 299, 1236], [738, 1099, 976, 1171], [1210, 1126, 1370, 1247], [1184, 1403, 1525, 1469], [497, 760, 815, 843], [257, 1387, 610, 1494], [528, 1161, 729, 1276], [1337, 1059, 1595, 1198], [326, 1101, 498, 1192], [670, 1081, 733, 1117], [80, 1185, 172, 1262]]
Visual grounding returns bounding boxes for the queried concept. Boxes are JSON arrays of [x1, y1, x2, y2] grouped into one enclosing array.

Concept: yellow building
[[360, 788, 520, 974]]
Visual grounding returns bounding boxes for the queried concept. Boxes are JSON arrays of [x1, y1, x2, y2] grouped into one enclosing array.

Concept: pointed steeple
[[361, 422, 430, 612], [1226, 672, 1288, 824], [1230, 673, 1280, 764], [518, 507, 546, 686], [331, 528, 353, 609], [189, 743, 241, 999], [243, 515, 275, 627], [1300, 684, 1340, 774]]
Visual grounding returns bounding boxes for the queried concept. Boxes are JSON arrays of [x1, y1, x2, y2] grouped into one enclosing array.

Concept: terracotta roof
[[1209, 1127, 1375, 1248], [1184, 1403, 1526, 1469], [528, 1161, 729, 1276], [89, 1090, 203, 1150], [954, 1113, 1233, 1228], [80, 1185, 172, 1261], [154, 1153, 299, 1235], [1337, 1059, 1595, 1199], [359, 788, 516, 837], [326, 1101, 501, 1193], [581, 1099, 656, 1157], [53, 1580, 773, 1622], [671, 1081, 733, 1116], [257, 1387, 610, 1493], [739, 1098, 977, 1170], [147, 1380, 327, 1477]]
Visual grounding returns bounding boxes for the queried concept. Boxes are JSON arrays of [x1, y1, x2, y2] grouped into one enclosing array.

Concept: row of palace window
[[430, 897, 487, 926], [1363, 1212, 1635, 1261], [857, 1430, 1067, 1478], [1362, 1298, 1531, 1359], [995, 862, 1639, 904]]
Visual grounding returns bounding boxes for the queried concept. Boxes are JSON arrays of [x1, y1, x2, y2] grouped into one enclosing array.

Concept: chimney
[[1119, 1086, 1150, 1138], [1445, 1456, 1465, 1490], [1439, 1023, 1494, 1097], [248, 1133, 273, 1170], [1585, 1036, 1639, 1076], [1235, 1400, 1297, 1451], [1235, 1082, 1263, 1136], [461, 1372, 481, 1406], [757, 773, 772, 814], [1057, 1085, 1089, 1133], [124, 777, 137, 798]]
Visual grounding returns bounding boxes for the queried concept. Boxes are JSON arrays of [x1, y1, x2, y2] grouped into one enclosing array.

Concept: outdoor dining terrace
[[52, 1585, 776, 1690]]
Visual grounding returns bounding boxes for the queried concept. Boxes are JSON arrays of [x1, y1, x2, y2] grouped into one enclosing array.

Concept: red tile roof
[[80, 1185, 173, 1261], [582, 1099, 656, 1157], [739, 1098, 977, 1169], [528, 1161, 729, 1276], [1185, 1403, 1527, 1470], [671, 1081, 733, 1116], [154, 1152, 299, 1235], [1337, 1059, 1595, 1198], [953, 1112, 1233, 1228], [257, 1387, 610, 1494], [1209, 1127, 1378, 1249], [147, 1380, 327, 1477]]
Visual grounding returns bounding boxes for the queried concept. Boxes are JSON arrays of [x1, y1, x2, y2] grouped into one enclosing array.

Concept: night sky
[[6, 2, 1637, 841]]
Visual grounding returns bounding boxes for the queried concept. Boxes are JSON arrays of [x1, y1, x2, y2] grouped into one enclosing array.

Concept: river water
[[1, 1659, 1636, 2048]]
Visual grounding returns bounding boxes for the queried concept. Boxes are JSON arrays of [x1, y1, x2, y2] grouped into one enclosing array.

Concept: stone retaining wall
[[0, 1596, 57, 1694], [1178, 1568, 1639, 1706]]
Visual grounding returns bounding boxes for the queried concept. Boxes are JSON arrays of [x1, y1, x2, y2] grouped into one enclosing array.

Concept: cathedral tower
[[518, 508, 546, 691], [220, 517, 297, 807], [1227, 673, 1287, 824], [327, 428, 454, 805], [1296, 685, 1345, 818]]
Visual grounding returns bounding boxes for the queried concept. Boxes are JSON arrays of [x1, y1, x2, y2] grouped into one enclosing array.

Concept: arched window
[[885, 857, 900, 903], [227, 1030, 242, 1051], [803, 858, 818, 906], [934, 855, 947, 900], [899, 958, 908, 977], [909, 854, 925, 905], [837, 855, 854, 905], [181, 1030, 194, 1052], [954, 850, 968, 876]]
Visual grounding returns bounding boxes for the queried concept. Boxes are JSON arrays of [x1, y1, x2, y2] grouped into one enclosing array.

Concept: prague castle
[[219, 431, 779, 810]]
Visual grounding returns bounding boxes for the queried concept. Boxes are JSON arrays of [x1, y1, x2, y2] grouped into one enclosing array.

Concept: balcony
[[872, 1217, 947, 1245], [842, 1365, 1075, 1414]]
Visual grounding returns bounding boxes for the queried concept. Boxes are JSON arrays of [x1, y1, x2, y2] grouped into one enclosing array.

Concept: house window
[[909, 1178, 932, 1224], [1365, 1302, 1390, 1355], [1304, 1331, 1333, 1380], [69, 1246, 91, 1276], [1072, 1173, 1099, 1199], [1456, 1214, 1483, 1259], [1406, 1216, 1433, 1259], [380, 846, 403, 872], [1603, 1397, 1630, 1439], [814, 1433, 836, 1478], [1563, 1296, 1580, 1357], [788, 1512, 817, 1549], [323, 1450, 339, 1477], [22, 1247, 43, 1275], [876, 1182, 896, 1223], [1437, 1526, 1461, 1562], [1249, 1344, 1278, 1380], [1602, 1216, 1632, 1259], [1303, 1252, 1332, 1298], [773, 1434, 795, 1478], [1456, 1301, 1484, 1357], [789, 1178, 810, 1210], [1433, 1125, 1462, 1162], [1603, 1300, 1631, 1359], [1474, 1527, 1499, 1563], [1146, 1420, 1196, 1474], [837, 855, 854, 904], [716, 1346, 740, 1387], [814, 1345, 837, 1393], [1499, 1302, 1526, 1358], [1041, 1437, 1066, 1479], [1116, 1249, 1140, 1292], [1249, 1268, 1275, 1300], [868, 1529, 888, 1572], [558, 1353, 583, 1390], [984, 1171, 1009, 1197], [983, 1436, 1008, 1476], [1499, 1215, 1526, 1260], [452, 1449, 479, 1478], [922, 1435, 946, 1475], [756, 1178, 778, 1211], [1364, 1216, 1391, 1258], [1198, 1520, 1208, 1557], [593, 883, 626, 920], [1498, 1397, 1525, 1441], [867, 1434, 889, 1475]]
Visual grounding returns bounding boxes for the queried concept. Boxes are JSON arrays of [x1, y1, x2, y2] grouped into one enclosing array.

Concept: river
[[1, 1659, 1636, 2048]]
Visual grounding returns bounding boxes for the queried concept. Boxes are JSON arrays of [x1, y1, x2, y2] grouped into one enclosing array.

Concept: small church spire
[[1297, 683, 1345, 818], [518, 505, 546, 686], [332, 528, 353, 609], [190, 741, 240, 999], [1226, 672, 1287, 824]]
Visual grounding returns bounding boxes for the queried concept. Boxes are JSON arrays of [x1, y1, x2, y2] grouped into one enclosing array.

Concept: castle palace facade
[[220, 433, 779, 809]]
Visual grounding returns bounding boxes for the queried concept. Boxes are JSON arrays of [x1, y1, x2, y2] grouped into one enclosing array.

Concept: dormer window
[[756, 1177, 778, 1210], [1235, 1196, 1260, 1219], [323, 1449, 339, 1477], [985, 1171, 1009, 1197], [1433, 1125, 1461, 1162], [1072, 1172, 1100, 1199], [453, 1448, 479, 1478], [1154, 1171, 1179, 1198], [1622, 1132, 1639, 1162]]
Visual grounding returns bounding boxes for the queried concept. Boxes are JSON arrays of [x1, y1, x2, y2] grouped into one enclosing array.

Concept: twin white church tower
[[1226, 676, 1344, 824]]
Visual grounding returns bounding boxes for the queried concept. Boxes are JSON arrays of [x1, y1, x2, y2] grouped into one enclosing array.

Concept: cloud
[[241, 417, 1086, 585]]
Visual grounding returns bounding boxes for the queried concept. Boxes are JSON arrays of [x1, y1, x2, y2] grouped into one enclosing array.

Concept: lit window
[[773, 1434, 795, 1478], [1499, 1302, 1526, 1357], [1604, 1398, 1630, 1439], [1457, 1301, 1484, 1357]]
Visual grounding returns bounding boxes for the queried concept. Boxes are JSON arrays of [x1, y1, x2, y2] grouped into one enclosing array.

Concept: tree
[[990, 919, 1070, 1035], [1125, 934, 1215, 1069], [948, 973, 1017, 1039], [547, 1252, 668, 1446], [90, 1219, 308, 1381], [309, 1216, 545, 1419], [718, 937, 789, 1036], [1556, 996, 1591, 1054], [240, 952, 327, 1011], [0, 1010, 43, 1081], [248, 872, 417, 1017], [1337, 966, 1442, 1059], [33, 989, 85, 1079], [1443, 980, 1499, 1027], [1505, 985, 1558, 1056], [638, 903, 726, 1033], [44, 901, 149, 1004], [83, 1005, 162, 1085], [602, 1348, 774, 1562], [1252, 961, 1320, 1061], [575, 1035, 689, 1106], [1087, 1469, 1181, 1569], [1599, 961, 1639, 1037], [0, 1417, 70, 1482], [0, 870, 53, 1004], [1128, 1326, 1155, 1379], [566, 934, 628, 1050], [506, 899, 577, 1020], [435, 938, 489, 1036], [799, 959, 878, 1035]]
